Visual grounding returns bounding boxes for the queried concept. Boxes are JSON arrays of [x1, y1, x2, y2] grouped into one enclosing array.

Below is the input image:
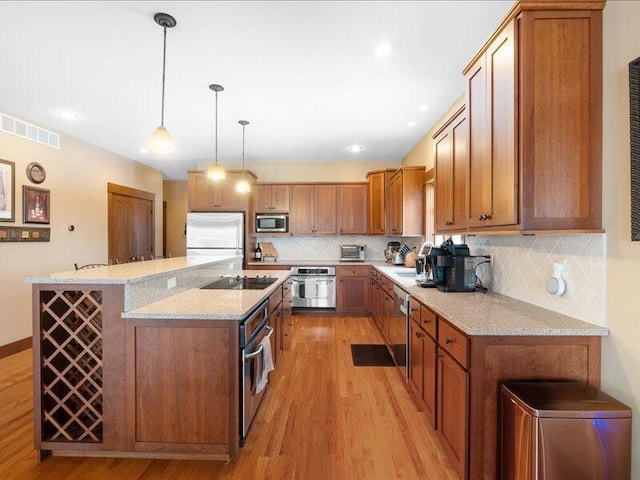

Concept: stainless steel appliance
[[384, 241, 401, 263], [290, 266, 336, 309], [255, 213, 288, 233], [186, 212, 244, 259], [240, 299, 273, 446], [502, 381, 632, 480], [201, 275, 277, 290], [434, 240, 475, 292], [390, 285, 410, 381], [340, 244, 365, 262]]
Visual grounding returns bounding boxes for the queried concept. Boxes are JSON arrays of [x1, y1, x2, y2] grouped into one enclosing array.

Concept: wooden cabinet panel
[[423, 333, 437, 429], [132, 325, 230, 445], [389, 167, 425, 236], [434, 107, 468, 232], [467, 21, 517, 228], [290, 185, 315, 234], [389, 171, 403, 235], [108, 185, 155, 263], [290, 184, 337, 235], [255, 184, 290, 212], [438, 349, 469, 480], [367, 171, 386, 235], [282, 282, 293, 350], [314, 185, 337, 235], [439, 320, 469, 369], [338, 184, 368, 235], [187, 170, 253, 212], [420, 304, 437, 339], [409, 319, 425, 404], [519, 10, 602, 230], [464, 5, 602, 232], [337, 265, 369, 314]]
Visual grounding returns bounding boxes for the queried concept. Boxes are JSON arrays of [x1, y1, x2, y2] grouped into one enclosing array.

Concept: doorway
[[107, 183, 155, 263]]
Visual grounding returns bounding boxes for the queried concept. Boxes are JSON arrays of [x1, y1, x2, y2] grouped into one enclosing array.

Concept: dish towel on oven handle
[[256, 335, 274, 394], [304, 278, 318, 298]]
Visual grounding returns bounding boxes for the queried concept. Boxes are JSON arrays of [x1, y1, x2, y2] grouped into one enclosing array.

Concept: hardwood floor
[[0, 316, 458, 480]]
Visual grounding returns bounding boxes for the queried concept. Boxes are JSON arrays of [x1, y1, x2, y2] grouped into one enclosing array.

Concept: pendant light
[[207, 84, 226, 181], [148, 13, 177, 154], [236, 120, 251, 193]]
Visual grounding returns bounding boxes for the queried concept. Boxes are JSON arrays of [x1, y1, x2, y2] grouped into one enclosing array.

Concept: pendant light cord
[[215, 90, 219, 163], [160, 26, 167, 127], [241, 123, 246, 174]]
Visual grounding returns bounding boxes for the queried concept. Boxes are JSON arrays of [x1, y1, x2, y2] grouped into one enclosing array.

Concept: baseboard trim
[[0, 337, 32, 359]]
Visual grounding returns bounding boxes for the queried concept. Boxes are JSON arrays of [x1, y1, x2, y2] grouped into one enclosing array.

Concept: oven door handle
[[244, 326, 274, 359]]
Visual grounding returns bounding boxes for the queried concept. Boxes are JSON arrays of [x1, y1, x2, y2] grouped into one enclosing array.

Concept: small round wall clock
[[26, 162, 46, 184]]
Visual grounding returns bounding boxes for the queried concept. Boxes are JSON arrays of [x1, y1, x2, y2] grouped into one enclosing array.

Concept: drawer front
[[420, 305, 437, 339], [409, 298, 421, 323], [438, 320, 468, 369], [282, 279, 292, 299], [338, 265, 369, 277], [268, 287, 283, 314]]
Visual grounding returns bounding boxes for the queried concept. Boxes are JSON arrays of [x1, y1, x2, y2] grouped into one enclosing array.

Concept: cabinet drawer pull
[[423, 319, 430, 324], [445, 337, 454, 345], [415, 332, 423, 338], [445, 221, 454, 226]]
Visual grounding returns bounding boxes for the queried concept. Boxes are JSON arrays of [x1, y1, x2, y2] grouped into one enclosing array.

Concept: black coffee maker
[[433, 239, 476, 292]]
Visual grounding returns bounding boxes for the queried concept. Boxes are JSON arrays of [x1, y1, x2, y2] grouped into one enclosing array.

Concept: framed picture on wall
[[0, 159, 15, 222], [23, 186, 50, 224]]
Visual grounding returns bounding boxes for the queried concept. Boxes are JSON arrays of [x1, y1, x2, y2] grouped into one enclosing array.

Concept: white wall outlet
[[229, 263, 234, 270], [167, 277, 177, 289]]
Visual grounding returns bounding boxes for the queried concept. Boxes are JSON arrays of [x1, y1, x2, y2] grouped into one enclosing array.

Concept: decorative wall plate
[[26, 162, 46, 184]]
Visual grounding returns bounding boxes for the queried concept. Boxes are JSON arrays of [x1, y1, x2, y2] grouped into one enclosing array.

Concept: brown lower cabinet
[[336, 265, 369, 314], [406, 295, 601, 480]]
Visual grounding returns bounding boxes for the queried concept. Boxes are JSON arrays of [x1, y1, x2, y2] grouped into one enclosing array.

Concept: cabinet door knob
[[423, 319, 429, 324], [445, 337, 454, 345], [445, 221, 454, 226], [415, 332, 423, 338]]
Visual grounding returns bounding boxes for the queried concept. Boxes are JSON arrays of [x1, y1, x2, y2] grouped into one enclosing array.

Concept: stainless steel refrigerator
[[186, 212, 245, 260]]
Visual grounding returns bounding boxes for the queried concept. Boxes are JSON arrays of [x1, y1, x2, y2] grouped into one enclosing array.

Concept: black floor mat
[[351, 344, 395, 367]]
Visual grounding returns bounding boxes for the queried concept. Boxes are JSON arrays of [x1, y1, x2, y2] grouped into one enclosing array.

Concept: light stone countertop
[[25, 256, 238, 285], [122, 270, 291, 320], [247, 260, 388, 267], [374, 265, 608, 337]]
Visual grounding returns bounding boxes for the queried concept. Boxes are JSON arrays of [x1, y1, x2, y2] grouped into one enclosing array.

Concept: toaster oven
[[340, 244, 366, 262]]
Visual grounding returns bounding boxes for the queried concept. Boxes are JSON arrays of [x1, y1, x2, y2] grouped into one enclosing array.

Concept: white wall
[[601, 2, 640, 475], [0, 111, 163, 347]]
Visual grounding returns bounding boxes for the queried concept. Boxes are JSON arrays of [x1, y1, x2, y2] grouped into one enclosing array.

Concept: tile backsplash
[[256, 236, 423, 262], [466, 234, 606, 326]]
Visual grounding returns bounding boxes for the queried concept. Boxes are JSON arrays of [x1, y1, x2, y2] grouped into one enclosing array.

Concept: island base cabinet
[[125, 319, 240, 459]]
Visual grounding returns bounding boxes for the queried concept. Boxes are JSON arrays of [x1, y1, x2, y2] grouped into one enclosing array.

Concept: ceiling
[[0, 1, 513, 180]]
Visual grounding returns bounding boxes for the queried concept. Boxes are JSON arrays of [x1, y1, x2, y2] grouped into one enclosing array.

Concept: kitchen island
[[27, 256, 290, 461]]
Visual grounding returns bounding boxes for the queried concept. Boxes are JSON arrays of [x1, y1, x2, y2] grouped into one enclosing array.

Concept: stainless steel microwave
[[255, 213, 289, 233]]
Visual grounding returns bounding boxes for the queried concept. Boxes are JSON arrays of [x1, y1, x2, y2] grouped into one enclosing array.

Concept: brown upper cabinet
[[290, 184, 337, 235], [187, 170, 256, 212], [433, 106, 468, 232], [389, 166, 425, 236], [463, 1, 603, 232], [367, 169, 394, 235], [254, 184, 290, 212], [338, 184, 368, 235]]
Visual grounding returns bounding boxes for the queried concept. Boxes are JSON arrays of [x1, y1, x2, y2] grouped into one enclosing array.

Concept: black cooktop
[[201, 275, 277, 290]]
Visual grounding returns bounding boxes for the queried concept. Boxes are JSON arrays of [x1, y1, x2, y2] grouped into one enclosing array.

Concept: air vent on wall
[[1, 113, 60, 149]]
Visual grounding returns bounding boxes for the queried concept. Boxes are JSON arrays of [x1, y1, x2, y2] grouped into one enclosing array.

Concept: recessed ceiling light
[[374, 42, 393, 57], [139, 147, 149, 154], [407, 121, 417, 128], [348, 145, 363, 153], [56, 110, 80, 120], [419, 105, 429, 112]]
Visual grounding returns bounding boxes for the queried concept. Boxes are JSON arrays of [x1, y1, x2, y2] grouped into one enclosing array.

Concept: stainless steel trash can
[[501, 381, 631, 480]]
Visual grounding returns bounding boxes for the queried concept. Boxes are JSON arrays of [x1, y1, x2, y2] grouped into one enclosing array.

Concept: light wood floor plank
[[0, 315, 458, 480]]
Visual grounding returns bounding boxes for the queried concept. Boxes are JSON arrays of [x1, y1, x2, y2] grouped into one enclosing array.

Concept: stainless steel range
[[290, 266, 336, 309]]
